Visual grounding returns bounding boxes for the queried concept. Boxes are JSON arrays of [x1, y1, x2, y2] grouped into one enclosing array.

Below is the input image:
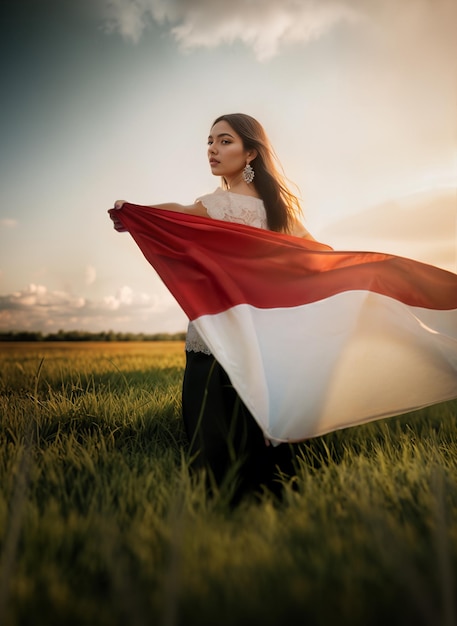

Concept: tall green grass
[[0, 342, 456, 626]]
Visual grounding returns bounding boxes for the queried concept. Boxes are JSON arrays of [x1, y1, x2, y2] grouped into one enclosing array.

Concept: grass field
[[0, 341, 456, 626]]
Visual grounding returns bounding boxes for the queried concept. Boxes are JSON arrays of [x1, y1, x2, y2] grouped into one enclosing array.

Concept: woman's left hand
[[108, 200, 128, 232]]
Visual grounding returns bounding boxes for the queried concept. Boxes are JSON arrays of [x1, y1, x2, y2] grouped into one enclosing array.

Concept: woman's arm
[[109, 200, 208, 232], [145, 202, 208, 216]]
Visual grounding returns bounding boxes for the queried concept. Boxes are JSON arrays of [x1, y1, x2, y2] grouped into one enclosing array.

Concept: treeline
[[0, 330, 187, 342]]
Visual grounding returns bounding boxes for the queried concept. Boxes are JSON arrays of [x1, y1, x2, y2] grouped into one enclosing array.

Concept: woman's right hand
[[108, 200, 128, 232]]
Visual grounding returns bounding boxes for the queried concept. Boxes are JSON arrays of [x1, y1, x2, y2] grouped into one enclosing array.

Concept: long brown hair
[[212, 113, 302, 232]]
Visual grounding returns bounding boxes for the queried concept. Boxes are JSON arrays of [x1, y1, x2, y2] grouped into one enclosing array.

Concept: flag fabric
[[111, 203, 457, 443]]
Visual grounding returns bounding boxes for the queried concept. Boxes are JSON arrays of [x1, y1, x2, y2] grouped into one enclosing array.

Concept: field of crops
[[0, 342, 456, 626]]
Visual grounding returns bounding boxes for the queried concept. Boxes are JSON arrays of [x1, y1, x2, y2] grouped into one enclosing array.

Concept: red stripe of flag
[[113, 204, 457, 318]]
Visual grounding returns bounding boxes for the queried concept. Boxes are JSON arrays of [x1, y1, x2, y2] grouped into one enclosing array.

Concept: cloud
[[103, 0, 151, 43], [102, 0, 362, 59], [0, 283, 185, 333], [101, 0, 457, 60], [103, 285, 134, 309]]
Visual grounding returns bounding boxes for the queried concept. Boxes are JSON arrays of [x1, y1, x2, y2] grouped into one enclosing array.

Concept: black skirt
[[182, 350, 297, 498]]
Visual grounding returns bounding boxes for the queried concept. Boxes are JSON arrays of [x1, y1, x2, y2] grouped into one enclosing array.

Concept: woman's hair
[[212, 113, 302, 233]]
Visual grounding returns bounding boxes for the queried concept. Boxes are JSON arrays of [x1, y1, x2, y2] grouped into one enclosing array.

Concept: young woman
[[110, 113, 316, 499]]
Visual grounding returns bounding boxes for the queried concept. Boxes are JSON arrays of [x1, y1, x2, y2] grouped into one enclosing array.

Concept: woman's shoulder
[[196, 187, 263, 206], [195, 187, 228, 204], [196, 188, 267, 229]]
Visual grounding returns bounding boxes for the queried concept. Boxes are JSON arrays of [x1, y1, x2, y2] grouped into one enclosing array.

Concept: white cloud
[[102, 0, 362, 59], [103, 0, 151, 43], [118, 285, 134, 304], [169, 2, 361, 60], [103, 285, 134, 309], [101, 0, 457, 61], [0, 283, 185, 333], [5, 284, 84, 310]]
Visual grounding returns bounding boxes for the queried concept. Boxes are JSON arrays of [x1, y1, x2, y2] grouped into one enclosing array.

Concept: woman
[[110, 113, 316, 499]]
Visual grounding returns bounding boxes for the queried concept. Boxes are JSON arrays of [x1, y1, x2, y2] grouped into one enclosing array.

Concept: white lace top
[[185, 188, 268, 354]]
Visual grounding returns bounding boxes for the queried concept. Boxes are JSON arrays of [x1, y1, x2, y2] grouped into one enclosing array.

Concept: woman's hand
[[108, 200, 128, 232]]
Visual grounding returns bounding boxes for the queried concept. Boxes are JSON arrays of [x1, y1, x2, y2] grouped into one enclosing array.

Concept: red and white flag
[[111, 203, 457, 443]]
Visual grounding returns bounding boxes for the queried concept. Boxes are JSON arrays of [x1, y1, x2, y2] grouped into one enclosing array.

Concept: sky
[[1, 0, 456, 334]]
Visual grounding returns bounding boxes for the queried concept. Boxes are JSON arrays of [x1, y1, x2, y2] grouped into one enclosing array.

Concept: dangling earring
[[242, 162, 255, 184]]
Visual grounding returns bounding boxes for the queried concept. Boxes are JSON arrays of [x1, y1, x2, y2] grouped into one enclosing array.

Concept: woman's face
[[207, 120, 252, 182]]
